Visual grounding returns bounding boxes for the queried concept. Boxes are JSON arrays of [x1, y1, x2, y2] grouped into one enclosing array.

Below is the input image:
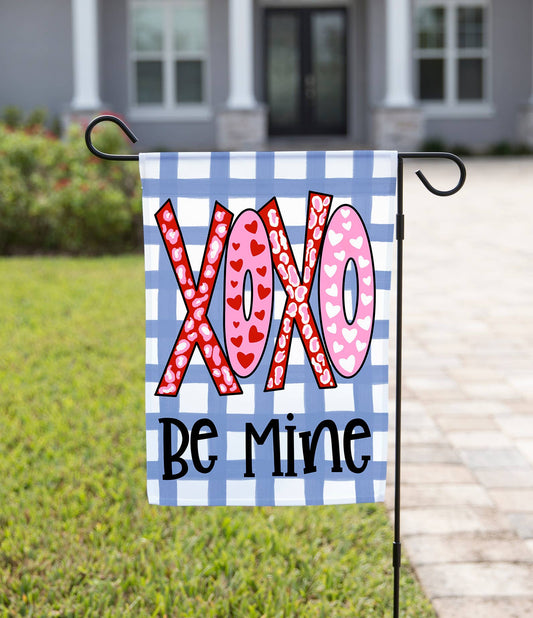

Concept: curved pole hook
[[399, 152, 466, 197], [85, 115, 139, 161], [84, 117, 468, 193]]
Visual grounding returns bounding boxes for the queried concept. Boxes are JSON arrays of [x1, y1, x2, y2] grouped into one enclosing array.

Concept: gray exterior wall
[[120, 0, 370, 149], [366, 0, 386, 110], [347, 0, 369, 144], [0, 0, 532, 150], [99, 0, 228, 150], [0, 0, 73, 122], [100, 0, 129, 117], [424, 0, 532, 148], [100, 0, 372, 149]]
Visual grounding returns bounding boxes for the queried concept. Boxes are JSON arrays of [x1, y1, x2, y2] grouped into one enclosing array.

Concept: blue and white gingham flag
[[140, 151, 396, 507]]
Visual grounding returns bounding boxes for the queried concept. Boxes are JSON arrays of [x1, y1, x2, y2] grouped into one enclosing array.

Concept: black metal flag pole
[[393, 153, 466, 617], [85, 116, 467, 617]]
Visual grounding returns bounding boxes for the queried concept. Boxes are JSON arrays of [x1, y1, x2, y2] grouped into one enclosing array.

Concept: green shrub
[[0, 119, 141, 255], [421, 137, 447, 153], [486, 140, 514, 156], [24, 107, 48, 129], [2, 105, 23, 128], [485, 140, 533, 156], [449, 143, 473, 157]]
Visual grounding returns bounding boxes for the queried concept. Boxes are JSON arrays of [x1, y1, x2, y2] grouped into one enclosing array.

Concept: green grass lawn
[[0, 257, 435, 617]]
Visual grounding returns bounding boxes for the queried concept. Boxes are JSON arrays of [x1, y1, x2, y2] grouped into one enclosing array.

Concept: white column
[[383, 0, 415, 107], [226, 0, 256, 109], [70, 0, 102, 110]]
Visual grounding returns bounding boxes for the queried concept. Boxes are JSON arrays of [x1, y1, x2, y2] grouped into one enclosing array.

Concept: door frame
[[263, 6, 348, 136]]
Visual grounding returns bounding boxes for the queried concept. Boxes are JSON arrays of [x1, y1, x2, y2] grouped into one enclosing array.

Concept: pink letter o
[[319, 205, 375, 377], [224, 210, 273, 377]]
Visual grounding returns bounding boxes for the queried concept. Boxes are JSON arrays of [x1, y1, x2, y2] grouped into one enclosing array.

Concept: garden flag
[[140, 150, 396, 507]]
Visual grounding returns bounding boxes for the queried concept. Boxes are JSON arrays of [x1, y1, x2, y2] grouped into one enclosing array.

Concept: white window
[[129, 0, 210, 118], [414, 1, 491, 115]]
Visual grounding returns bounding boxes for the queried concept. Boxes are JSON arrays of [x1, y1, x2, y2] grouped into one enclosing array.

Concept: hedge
[[0, 119, 142, 255]]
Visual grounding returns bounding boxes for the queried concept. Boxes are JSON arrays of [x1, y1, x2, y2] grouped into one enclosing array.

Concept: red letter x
[[155, 199, 242, 397], [259, 192, 336, 390]]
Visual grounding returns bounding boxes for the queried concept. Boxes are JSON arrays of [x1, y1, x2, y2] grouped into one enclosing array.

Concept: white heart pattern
[[333, 341, 344, 353], [357, 316, 371, 331], [326, 302, 341, 318], [350, 236, 363, 249], [334, 250, 346, 262], [324, 264, 337, 278], [342, 327, 358, 343], [328, 230, 343, 246], [339, 355, 356, 373], [326, 284, 338, 297]]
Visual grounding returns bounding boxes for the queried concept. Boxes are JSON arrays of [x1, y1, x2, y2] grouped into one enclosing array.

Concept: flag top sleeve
[[140, 150, 397, 507]]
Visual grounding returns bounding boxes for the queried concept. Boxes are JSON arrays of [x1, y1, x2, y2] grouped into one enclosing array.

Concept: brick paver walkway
[[386, 157, 533, 617]]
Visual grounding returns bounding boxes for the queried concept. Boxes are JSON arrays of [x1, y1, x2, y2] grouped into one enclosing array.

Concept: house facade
[[2, 0, 533, 151]]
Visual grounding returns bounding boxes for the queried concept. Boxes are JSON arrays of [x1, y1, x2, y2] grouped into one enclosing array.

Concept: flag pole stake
[[393, 153, 465, 617]]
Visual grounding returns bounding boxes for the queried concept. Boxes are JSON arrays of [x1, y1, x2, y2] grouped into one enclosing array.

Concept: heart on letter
[[339, 355, 356, 373], [326, 302, 341, 318]]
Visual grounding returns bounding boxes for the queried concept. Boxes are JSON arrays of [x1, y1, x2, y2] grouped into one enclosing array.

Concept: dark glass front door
[[265, 8, 347, 136]]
